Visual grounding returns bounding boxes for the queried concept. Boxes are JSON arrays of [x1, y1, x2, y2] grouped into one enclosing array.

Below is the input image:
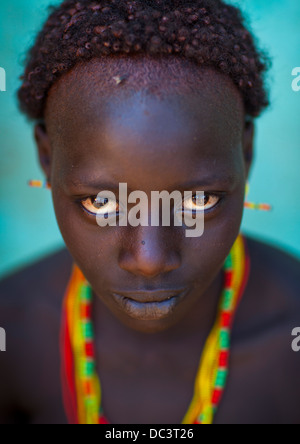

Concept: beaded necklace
[[60, 233, 250, 425]]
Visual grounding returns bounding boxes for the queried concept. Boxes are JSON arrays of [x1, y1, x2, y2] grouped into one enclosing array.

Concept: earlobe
[[34, 122, 52, 182], [243, 118, 255, 180]]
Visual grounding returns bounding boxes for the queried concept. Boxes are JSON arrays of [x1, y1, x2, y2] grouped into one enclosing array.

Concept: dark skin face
[[35, 57, 254, 338]]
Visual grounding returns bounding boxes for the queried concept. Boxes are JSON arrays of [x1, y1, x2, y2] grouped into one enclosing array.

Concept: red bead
[[85, 342, 94, 358], [221, 312, 232, 328], [219, 350, 229, 367], [99, 415, 110, 424], [81, 303, 91, 319], [212, 389, 223, 406], [224, 270, 233, 287]]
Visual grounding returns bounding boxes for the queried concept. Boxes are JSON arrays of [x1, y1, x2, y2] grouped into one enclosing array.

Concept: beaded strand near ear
[[28, 180, 51, 190], [244, 181, 272, 211]]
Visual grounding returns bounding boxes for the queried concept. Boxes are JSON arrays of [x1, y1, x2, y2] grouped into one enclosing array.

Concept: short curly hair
[[18, 0, 270, 120]]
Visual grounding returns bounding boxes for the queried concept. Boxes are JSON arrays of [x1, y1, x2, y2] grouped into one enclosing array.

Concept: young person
[[0, 0, 299, 424]]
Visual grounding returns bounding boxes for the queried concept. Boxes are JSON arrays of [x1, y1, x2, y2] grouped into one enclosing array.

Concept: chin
[[118, 316, 180, 335]]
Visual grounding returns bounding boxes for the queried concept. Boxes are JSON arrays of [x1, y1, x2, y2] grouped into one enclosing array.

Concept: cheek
[[182, 182, 245, 280], [51, 188, 118, 283]]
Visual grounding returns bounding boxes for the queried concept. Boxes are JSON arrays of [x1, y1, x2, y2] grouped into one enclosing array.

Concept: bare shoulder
[[245, 235, 300, 315], [232, 235, 300, 424], [0, 248, 73, 423], [238, 234, 300, 334], [0, 248, 73, 310], [0, 246, 73, 351]]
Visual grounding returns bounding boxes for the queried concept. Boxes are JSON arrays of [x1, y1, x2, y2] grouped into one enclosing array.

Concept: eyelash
[[77, 192, 225, 219]]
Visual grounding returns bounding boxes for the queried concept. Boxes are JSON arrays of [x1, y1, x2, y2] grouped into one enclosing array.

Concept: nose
[[118, 226, 181, 278]]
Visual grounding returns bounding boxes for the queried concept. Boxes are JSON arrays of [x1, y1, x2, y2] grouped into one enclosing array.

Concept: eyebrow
[[68, 180, 130, 193], [175, 176, 237, 190], [68, 175, 236, 193]]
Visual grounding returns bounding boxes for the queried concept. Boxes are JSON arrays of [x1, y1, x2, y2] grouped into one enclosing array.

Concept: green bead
[[222, 289, 234, 310], [220, 329, 230, 349], [224, 254, 233, 269], [80, 284, 92, 302], [82, 321, 93, 339], [85, 286, 93, 301], [215, 369, 227, 388], [84, 360, 95, 376]]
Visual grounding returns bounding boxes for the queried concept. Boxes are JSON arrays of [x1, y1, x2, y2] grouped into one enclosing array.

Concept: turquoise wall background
[[0, 0, 299, 278]]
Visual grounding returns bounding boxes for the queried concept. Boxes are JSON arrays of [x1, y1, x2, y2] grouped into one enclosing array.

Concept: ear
[[34, 122, 52, 183], [242, 118, 255, 180]]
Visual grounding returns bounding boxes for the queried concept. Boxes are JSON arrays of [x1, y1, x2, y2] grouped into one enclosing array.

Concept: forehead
[[45, 57, 245, 189]]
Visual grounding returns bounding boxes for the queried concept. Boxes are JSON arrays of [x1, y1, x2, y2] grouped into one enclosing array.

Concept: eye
[[81, 195, 120, 217], [182, 192, 221, 213]]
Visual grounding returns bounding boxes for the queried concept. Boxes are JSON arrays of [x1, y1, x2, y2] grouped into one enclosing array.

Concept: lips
[[111, 288, 190, 321], [112, 288, 187, 303]]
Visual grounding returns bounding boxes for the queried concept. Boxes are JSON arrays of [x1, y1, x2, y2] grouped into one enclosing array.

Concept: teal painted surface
[[0, 0, 299, 278]]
